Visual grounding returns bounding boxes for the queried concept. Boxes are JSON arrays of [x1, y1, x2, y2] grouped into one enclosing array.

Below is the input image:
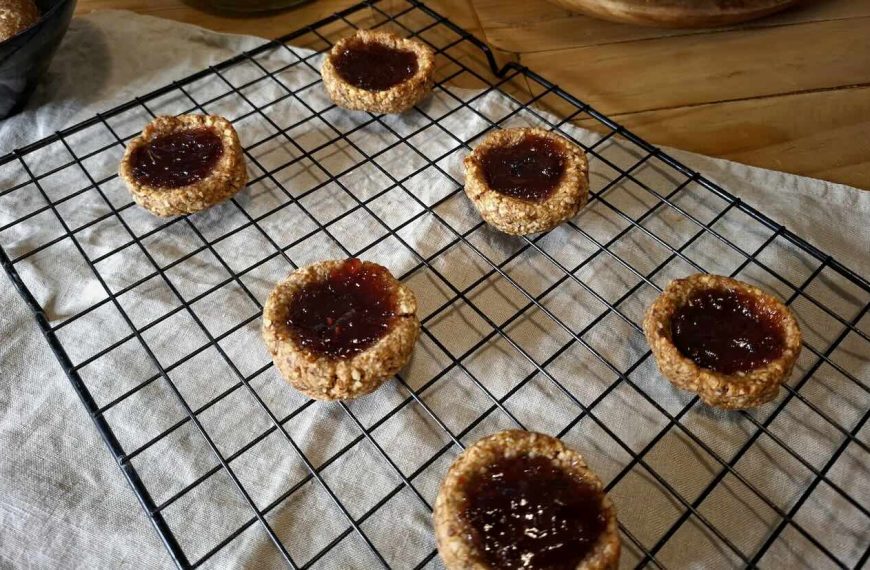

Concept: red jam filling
[[130, 127, 224, 189], [331, 39, 419, 92], [480, 134, 567, 202], [671, 288, 786, 374], [285, 259, 398, 359], [461, 455, 607, 570]]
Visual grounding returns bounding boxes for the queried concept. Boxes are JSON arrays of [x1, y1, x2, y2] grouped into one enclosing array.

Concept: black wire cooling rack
[[1, 1, 868, 568]]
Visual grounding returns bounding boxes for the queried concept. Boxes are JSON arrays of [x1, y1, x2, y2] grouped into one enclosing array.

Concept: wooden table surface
[[75, 0, 870, 189]]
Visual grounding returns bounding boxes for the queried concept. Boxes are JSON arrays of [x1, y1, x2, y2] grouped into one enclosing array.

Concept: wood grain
[[74, 0, 484, 39], [473, 0, 870, 53], [75, 0, 870, 189], [570, 86, 870, 188], [521, 17, 870, 114]]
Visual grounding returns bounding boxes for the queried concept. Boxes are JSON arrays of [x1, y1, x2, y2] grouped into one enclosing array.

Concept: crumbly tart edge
[[0, 0, 41, 41], [434, 430, 620, 570], [643, 273, 802, 410], [262, 259, 420, 401], [321, 29, 436, 115], [119, 114, 247, 217], [463, 127, 589, 236]]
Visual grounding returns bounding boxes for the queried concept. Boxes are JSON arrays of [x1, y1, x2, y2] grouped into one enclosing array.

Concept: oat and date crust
[[261, 260, 420, 401], [118, 115, 247, 217], [434, 430, 620, 570], [0, 0, 39, 42], [463, 127, 589, 236], [321, 30, 436, 115], [643, 273, 802, 409]]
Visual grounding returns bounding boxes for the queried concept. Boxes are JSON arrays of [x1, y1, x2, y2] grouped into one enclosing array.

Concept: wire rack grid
[[0, 0, 867, 568]]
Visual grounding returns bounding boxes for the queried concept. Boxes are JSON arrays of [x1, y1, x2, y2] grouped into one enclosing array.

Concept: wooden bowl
[[546, 0, 802, 28]]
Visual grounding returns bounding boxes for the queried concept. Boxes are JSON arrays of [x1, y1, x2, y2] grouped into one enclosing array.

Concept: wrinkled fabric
[[0, 11, 867, 570]]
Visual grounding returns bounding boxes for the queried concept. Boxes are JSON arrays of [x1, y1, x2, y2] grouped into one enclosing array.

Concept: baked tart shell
[[262, 259, 420, 401], [321, 29, 436, 115], [119, 114, 247, 217], [434, 430, 620, 570], [643, 273, 802, 409], [463, 127, 589, 236]]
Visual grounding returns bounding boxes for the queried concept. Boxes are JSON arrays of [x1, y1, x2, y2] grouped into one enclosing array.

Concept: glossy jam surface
[[130, 128, 224, 189], [671, 288, 786, 374], [332, 40, 418, 92], [480, 134, 566, 202], [286, 259, 397, 359], [462, 455, 607, 570]]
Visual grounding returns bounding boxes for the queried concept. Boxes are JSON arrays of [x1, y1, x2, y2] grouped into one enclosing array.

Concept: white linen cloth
[[0, 10, 867, 570]]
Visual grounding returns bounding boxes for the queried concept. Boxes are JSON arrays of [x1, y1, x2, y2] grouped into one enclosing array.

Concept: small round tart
[[262, 259, 420, 400], [321, 30, 435, 114], [0, 0, 39, 42], [434, 430, 620, 570], [463, 127, 589, 236], [643, 273, 802, 409], [119, 115, 247, 217]]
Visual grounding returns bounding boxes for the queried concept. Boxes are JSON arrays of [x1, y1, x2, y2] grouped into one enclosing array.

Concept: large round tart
[[0, 0, 40, 42], [434, 430, 620, 570], [118, 114, 247, 217], [464, 127, 589, 236], [643, 273, 802, 409], [262, 259, 420, 400]]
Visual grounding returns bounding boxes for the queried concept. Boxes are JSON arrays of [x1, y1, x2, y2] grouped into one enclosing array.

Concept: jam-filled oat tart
[[119, 114, 247, 217], [321, 29, 435, 114], [464, 127, 589, 236], [644, 273, 802, 409], [434, 430, 620, 570], [0, 0, 39, 41], [262, 259, 420, 400]]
